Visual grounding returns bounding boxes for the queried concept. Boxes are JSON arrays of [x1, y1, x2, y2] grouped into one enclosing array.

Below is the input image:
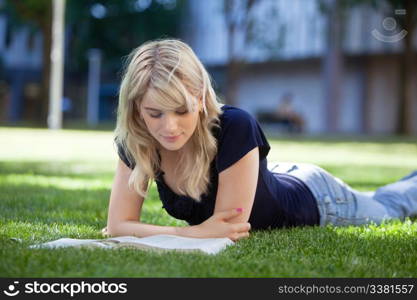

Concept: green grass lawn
[[1, 127, 417, 277]]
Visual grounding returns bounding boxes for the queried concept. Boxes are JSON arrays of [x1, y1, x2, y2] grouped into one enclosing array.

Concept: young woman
[[105, 39, 417, 242]]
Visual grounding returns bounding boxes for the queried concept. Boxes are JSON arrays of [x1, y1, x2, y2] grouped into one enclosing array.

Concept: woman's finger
[[232, 231, 250, 241], [236, 222, 251, 232]]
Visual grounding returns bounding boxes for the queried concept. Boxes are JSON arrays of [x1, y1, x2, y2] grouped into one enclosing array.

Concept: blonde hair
[[115, 39, 224, 202]]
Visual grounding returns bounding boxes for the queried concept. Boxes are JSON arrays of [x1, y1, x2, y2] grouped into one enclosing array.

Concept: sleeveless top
[[116, 105, 319, 230]]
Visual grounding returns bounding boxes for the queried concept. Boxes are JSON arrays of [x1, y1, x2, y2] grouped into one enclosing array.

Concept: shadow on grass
[[0, 183, 111, 226], [0, 161, 114, 179], [0, 183, 167, 224], [0, 161, 183, 243]]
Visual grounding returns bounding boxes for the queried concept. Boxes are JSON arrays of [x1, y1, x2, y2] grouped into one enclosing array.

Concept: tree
[[66, 0, 185, 75], [222, 0, 287, 106], [319, 0, 347, 133], [389, 0, 417, 135], [2, 0, 185, 124], [2, 0, 52, 124], [223, 0, 259, 106]]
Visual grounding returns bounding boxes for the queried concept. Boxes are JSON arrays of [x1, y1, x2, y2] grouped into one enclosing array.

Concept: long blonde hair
[[115, 39, 224, 202]]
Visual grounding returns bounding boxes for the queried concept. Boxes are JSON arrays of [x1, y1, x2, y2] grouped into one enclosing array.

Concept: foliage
[[0, 0, 52, 29], [1, 0, 186, 73], [66, 0, 186, 73]]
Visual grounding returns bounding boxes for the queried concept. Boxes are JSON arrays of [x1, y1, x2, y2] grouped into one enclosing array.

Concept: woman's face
[[139, 92, 202, 153]]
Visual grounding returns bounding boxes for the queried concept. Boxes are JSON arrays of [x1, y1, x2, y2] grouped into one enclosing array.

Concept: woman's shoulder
[[215, 105, 271, 172], [220, 104, 252, 117], [219, 104, 257, 126], [211, 104, 257, 140], [216, 104, 268, 144]]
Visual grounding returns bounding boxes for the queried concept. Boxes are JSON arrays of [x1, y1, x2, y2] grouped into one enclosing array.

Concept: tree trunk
[[322, 0, 344, 133], [224, 0, 251, 107], [225, 5, 238, 106], [397, 0, 415, 135], [11, 1, 52, 125], [39, 8, 53, 126], [225, 60, 242, 106]]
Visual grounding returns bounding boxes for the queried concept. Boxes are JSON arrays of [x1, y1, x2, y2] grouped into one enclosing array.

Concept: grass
[[0, 127, 417, 277]]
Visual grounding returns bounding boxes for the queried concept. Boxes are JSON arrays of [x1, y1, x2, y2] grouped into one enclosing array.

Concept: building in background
[[184, 0, 417, 135], [0, 0, 416, 135]]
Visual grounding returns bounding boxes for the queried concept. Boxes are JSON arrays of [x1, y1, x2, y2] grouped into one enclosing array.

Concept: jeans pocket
[[321, 193, 371, 226], [317, 194, 336, 225]]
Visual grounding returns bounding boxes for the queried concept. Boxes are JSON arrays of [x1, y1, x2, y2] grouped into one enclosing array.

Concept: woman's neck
[[158, 141, 191, 160], [159, 148, 181, 159]]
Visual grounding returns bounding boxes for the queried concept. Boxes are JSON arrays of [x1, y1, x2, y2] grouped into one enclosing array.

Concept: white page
[[107, 235, 234, 254], [29, 238, 99, 249], [29, 235, 235, 255]]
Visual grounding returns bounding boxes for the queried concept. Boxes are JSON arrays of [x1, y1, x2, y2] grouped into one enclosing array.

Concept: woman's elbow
[[104, 222, 121, 237]]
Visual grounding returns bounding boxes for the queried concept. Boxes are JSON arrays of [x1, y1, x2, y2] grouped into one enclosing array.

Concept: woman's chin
[[160, 138, 190, 153], [160, 141, 184, 152]]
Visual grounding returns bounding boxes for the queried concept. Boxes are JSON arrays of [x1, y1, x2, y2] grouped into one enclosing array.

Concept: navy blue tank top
[[116, 105, 319, 229]]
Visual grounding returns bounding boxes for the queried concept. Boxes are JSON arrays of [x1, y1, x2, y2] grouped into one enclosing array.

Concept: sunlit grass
[[267, 139, 417, 168], [0, 127, 416, 277], [2, 174, 110, 190]]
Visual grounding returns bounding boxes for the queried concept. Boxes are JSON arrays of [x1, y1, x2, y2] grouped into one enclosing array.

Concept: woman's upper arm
[[106, 159, 145, 231], [213, 147, 259, 224]]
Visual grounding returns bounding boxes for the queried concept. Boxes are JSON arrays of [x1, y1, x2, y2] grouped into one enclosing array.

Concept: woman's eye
[[149, 110, 187, 118]]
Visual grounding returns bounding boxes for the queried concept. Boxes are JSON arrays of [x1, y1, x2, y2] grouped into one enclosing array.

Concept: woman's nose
[[163, 114, 179, 132]]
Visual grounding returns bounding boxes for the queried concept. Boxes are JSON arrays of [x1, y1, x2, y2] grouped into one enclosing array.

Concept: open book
[[29, 235, 234, 255]]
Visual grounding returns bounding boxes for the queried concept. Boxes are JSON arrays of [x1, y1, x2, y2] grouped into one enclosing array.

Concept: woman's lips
[[163, 134, 181, 142]]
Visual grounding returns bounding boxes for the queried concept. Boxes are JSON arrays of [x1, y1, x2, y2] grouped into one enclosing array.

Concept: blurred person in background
[[274, 92, 304, 133]]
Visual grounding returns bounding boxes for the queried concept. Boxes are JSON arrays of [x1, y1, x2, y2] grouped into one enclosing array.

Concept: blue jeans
[[267, 162, 417, 226]]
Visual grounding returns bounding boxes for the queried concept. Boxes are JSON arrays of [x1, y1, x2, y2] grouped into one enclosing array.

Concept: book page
[[106, 235, 235, 255], [29, 235, 235, 255], [29, 238, 99, 249]]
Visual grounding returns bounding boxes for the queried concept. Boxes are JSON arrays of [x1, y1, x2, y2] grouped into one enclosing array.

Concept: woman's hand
[[187, 208, 251, 241]]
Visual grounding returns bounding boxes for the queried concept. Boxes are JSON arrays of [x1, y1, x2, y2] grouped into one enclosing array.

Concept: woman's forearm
[[106, 220, 198, 238], [106, 208, 249, 239]]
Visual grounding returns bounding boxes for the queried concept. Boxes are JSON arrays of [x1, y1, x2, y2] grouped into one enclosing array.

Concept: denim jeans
[[267, 162, 417, 226]]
